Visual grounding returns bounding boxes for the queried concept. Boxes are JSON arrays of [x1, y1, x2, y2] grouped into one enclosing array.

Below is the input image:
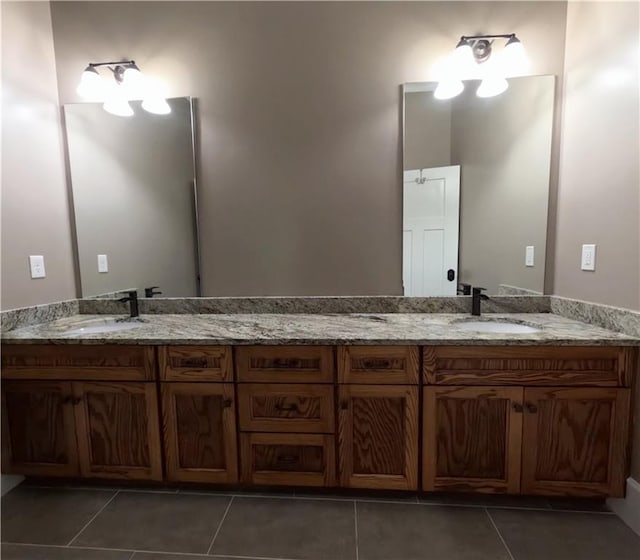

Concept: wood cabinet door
[[162, 383, 238, 483], [73, 382, 163, 480], [521, 387, 631, 497], [338, 385, 418, 490], [338, 346, 419, 384], [423, 386, 523, 493], [1, 381, 79, 477]]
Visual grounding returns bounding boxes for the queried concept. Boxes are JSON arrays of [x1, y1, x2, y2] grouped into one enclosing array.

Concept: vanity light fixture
[[76, 60, 171, 116], [434, 33, 528, 100]]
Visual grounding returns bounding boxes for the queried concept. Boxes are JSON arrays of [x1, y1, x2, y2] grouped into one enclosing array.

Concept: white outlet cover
[[525, 246, 535, 267], [581, 244, 596, 271], [29, 255, 46, 279], [97, 254, 109, 273]]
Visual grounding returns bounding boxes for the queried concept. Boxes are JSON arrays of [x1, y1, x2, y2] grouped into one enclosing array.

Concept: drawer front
[[423, 347, 631, 387], [236, 346, 334, 383], [240, 433, 336, 487], [1, 345, 155, 381], [238, 384, 334, 433], [159, 346, 232, 382], [338, 346, 419, 384]]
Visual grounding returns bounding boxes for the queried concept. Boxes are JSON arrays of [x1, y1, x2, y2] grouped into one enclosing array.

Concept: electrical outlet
[[581, 244, 596, 271], [97, 254, 109, 273], [525, 246, 534, 267], [29, 255, 46, 278]]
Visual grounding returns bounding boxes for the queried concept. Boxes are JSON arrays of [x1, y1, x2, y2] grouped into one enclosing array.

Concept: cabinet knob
[[223, 398, 233, 408], [512, 403, 523, 413], [72, 397, 82, 405], [63, 396, 72, 405], [340, 400, 349, 410], [526, 402, 538, 414]]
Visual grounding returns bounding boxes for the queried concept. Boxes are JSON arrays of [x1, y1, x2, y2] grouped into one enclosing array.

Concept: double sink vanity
[[1, 302, 637, 499]]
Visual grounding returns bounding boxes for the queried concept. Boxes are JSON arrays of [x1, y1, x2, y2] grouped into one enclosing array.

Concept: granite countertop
[[1, 313, 638, 346]]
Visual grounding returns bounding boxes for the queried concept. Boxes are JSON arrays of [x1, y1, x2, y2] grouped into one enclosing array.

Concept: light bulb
[[477, 76, 509, 98], [103, 86, 134, 117], [434, 79, 464, 100], [122, 64, 146, 99], [77, 66, 105, 100], [501, 36, 529, 76], [141, 97, 171, 115]]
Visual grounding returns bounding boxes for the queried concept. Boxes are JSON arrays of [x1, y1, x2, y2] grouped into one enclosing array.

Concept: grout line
[[127, 551, 136, 560], [206, 495, 235, 555], [2, 542, 135, 553], [210, 555, 303, 560], [485, 508, 516, 560], [354, 501, 360, 560], [67, 489, 120, 547]]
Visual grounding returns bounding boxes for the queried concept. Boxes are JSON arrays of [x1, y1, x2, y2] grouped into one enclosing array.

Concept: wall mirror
[[403, 75, 555, 296], [64, 97, 200, 298]]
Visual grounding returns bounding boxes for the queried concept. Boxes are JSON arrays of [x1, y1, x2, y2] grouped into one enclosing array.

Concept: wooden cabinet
[[423, 386, 523, 493], [159, 346, 232, 382], [422, 347, 636, 497], [236, 346, 334, 383], [338, 346, 419, 384], [521, 387, 630, 497], [338, 384, 419, 490], [1, 381, 79, 477], [238, 384, 334, 433], [241, 433, 335, 487], [162, 383, 238, 483], [73, 382, 163, 480]]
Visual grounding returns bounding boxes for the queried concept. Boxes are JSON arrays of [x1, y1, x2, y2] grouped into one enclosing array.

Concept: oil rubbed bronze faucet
[[471, 287, 489, 316], [118, 290, 139, 318]]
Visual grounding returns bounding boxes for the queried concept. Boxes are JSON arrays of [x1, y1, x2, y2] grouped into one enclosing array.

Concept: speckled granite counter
[[2, 313, 638, 346]]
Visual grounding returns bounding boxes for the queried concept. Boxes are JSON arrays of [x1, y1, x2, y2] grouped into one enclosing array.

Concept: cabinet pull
[[526, 402, 538, 413], [223, 398, 233, 408], [181, 358, 209, 368], [276, 455, 298, 465], [63, 396, 72, 405], [340, 400, 349, 410], [362, 359, 391, 369], [275, 403, 298, 412], [512, 402, 523, 413], [72, 397, 82, 405]]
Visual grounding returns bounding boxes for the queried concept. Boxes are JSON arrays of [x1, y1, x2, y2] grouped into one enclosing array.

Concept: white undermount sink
[[455, 320, 541, 334], [63, 319, 145, 335]]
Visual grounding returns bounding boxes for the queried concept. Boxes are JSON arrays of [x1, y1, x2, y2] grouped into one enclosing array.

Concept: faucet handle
[[457, 283, 472, 295], [118, 290, 138, 302], [145, 286, 162, 298]]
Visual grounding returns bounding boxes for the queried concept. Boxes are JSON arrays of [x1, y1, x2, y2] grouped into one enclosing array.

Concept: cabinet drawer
[[1, 344, 155, 381], [236, 346, 334, 383], [338, 346, 419, 384], [423, 347, 633, 387], [240, 433, 336, 487], [238, 384, 334, 433], [159, 346, 232, 381]]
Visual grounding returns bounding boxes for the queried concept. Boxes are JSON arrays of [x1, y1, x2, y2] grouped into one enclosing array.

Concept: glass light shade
[[141, 96, 171, 115], [477, 76, 509, 98], [501, 37, 529, 76], [122, 65, 146, 99], [76, 67, 105, 100], [433, 79, 464, 100], [103, 88, 134, 117], [451, 42, 476, 77]]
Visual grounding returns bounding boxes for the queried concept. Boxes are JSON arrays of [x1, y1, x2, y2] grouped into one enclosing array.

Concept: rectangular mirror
[[64, 97, 200, 298], [403, 75, 555, 296]]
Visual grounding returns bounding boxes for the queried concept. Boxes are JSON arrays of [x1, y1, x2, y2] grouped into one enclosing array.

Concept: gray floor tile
[[547, 497, 611, 513], [72, 491, 231, 554], [132, 554, 237, 560], [211, 496, 356, 560], [489, 508, 640, 560], [357, 501, 510, 560], [419, 492, 551, 510], [1, 487, 116, 545], [1, 543, 131, 559]]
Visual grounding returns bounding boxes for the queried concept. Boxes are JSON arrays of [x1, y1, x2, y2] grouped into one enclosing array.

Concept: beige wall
[[1, 1, 76, 310], [404, 91, 451, 170], [452, 76, 554, 294], [64, 98, 199, 297], [49, 1, 567, 296], [554, 1, 640, 312]]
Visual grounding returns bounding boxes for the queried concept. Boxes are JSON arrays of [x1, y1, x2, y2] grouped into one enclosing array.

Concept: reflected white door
[[403, 165, 460, 296]]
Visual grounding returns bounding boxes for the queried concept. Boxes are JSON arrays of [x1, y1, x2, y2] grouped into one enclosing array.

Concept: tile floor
[[2, 484, 639, 560]]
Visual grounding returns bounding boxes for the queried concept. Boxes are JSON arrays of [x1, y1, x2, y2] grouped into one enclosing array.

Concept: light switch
[[29, 255, 46, 278], [525, 246, 535, 267], [581, 244, 596, 271], [97, 254, 109, 273]]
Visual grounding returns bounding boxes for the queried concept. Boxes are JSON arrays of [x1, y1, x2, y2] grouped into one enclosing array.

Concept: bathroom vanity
[[2, 312, 637, 498]]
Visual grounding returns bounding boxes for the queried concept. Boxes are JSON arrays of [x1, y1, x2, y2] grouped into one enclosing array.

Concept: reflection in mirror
[[403, 75, 554, 297], [64, 97, 200, 298]]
